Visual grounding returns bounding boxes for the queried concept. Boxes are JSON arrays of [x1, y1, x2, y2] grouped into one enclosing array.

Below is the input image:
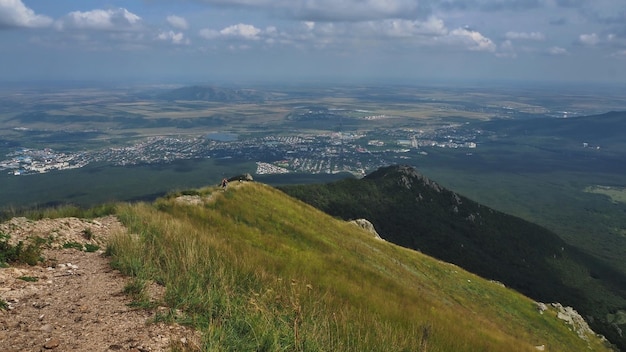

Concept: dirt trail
[[0, 216, 200, 352]]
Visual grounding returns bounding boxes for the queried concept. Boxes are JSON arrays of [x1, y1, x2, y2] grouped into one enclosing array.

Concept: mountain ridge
[[281, 164, 626, 350]]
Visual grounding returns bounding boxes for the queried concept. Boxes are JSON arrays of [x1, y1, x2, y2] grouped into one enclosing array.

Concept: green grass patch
[[0, 233, 42, 266], [18, 276, 38, 282], [585, 185, 626, 204], [62, 241, 85, 250], [84, 243, 100, 252], [107, 183, 610, 352]]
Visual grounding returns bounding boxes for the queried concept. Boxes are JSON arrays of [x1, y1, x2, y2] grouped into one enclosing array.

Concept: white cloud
[[373, 17, 447, 38], [505, 31, 545, 40], [450, 28, 497, 52], [579, 33, 599, 46], [496, 39, 517, 58], [56, 8, 142, 31], [157, 30, 189, 45], [548, 46, 568, 55], [200, 23, 262, 41], [166, 15, 188, 30], [0, 0, 53, 28], [220, 23, 261, 39]]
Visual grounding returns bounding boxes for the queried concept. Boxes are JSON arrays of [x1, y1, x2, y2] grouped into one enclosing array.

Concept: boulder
[[350, 219, 384, 240]]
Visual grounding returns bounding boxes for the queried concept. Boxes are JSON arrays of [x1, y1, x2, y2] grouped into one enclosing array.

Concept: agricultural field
[[2, 82, 626, 277]]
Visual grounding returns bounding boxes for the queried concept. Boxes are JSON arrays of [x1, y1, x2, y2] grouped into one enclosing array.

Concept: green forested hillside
[[281, 165, 626, 350], [104, 182, 610, 351]]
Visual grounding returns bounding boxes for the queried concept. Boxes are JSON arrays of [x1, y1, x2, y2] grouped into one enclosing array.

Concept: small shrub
[[84, 244, 100, 252], [124, 278, 145, 297], [63, 241, 84, 250], [0, 299, 7, 310], [18, 276, 38, 282], [0, 233, 42, 266], [123, 278, 155, 308], [82, 228, 94, 240]]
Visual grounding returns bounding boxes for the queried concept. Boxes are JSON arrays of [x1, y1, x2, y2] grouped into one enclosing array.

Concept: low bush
[[0, 233, 42, 266]]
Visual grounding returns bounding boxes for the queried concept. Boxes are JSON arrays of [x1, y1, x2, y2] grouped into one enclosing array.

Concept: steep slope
[[106, 182, 610, 351], [280, 165, 626, 350]]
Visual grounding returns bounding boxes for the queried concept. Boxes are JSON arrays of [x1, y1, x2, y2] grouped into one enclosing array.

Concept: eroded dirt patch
[[0, 216, 200, 352]]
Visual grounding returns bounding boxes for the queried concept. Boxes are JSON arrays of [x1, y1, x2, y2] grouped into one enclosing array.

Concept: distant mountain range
[[281, 165, 626, 349]]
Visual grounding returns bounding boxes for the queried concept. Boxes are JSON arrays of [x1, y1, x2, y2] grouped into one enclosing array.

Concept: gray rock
[[349, 219, 384, 240]]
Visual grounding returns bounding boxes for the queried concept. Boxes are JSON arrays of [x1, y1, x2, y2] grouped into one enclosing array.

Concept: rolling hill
[[280, 165, 626, 350]]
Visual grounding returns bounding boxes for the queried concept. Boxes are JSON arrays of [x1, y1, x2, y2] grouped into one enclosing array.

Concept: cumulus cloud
[[505, 31, 545, 40], [198, 15, 498, 55], [200, 23, 262, 40], [373, 17, 447, 38], [166, 15, 188, 30], [56, 8, 142, 31], [579, 33, 599, 46], [157, 30, 189, 44], [221, 23, 261, 39], [0, 0, 53, 28], [450, 28, 497, 52]]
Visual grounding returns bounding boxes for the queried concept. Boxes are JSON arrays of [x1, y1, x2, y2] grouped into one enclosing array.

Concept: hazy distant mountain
[[281, 165, 626, 349], [157, 85, 270, 102]]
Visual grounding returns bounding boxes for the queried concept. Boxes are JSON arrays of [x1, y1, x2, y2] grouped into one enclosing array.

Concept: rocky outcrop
[[552, 303, 597, 340], [228, 173, 254, 182], [349, 219, 384, 240], [534, 302, 606, 343], [393, 165, 442, 192]]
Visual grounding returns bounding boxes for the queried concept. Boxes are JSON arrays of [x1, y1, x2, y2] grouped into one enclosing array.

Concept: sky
[[1, 0, 626, 85]]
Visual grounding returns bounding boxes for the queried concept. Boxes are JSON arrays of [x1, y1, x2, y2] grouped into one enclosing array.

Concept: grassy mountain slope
[[280, 165, 626, 350], [107, 182, 610, 351]]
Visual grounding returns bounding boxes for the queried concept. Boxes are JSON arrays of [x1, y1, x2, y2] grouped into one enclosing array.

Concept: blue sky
[[1, 0, 626, 84]]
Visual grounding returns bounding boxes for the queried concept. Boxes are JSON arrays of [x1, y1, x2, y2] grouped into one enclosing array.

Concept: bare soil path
[[0, 216, 200, 352]]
